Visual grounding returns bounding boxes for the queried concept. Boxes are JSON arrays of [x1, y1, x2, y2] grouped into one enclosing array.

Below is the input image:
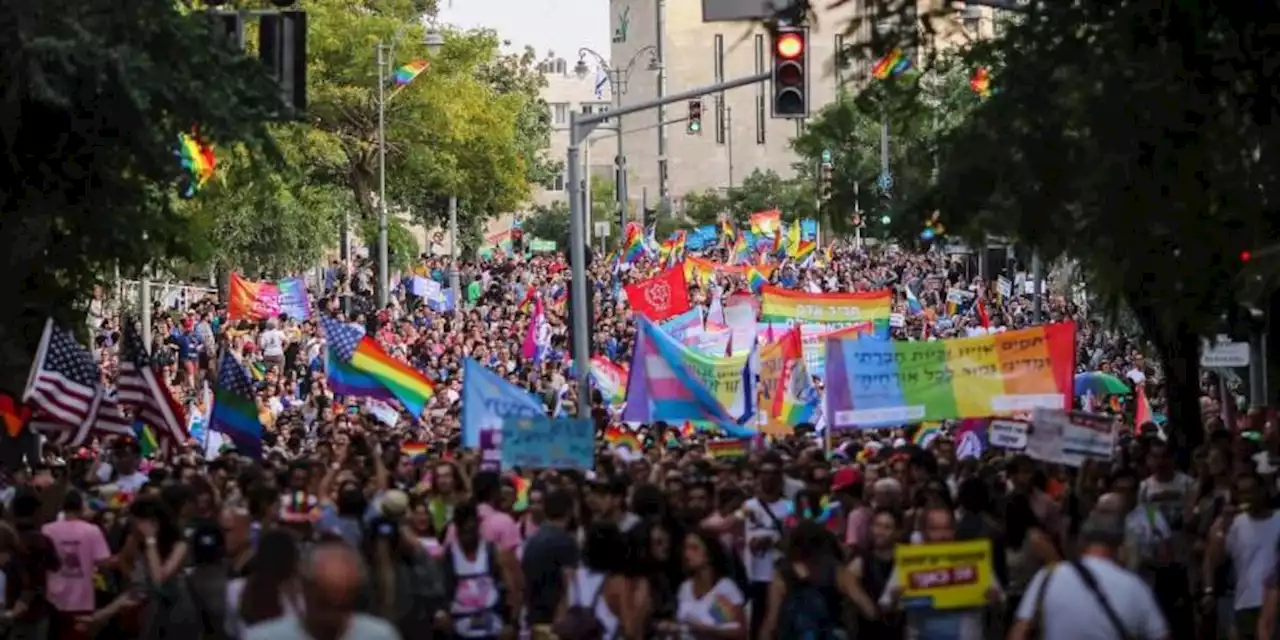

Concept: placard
[[989, 419, 1029, 450], [500, 418, 594, 470], [894, 539, 994, 610], [1027, 408, 1115, 467]]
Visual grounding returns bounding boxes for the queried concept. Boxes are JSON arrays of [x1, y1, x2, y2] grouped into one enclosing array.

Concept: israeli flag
[[594, 67, 608, 99]]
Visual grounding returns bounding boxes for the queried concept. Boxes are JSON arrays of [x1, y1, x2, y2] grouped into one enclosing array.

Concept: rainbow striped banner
[[825, 322, 1076, 428], [760, 285, 892, 324]]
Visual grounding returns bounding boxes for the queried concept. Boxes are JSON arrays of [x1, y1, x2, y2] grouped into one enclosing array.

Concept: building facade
[[603, 0, 997, 215], [531, 55, 616, 210]]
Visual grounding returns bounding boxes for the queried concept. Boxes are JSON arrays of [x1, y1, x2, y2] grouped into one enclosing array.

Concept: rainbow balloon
[[176, 130, 216, 199]]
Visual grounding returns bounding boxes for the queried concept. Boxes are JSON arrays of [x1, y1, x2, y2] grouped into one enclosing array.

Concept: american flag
[[320, 315, 362, 362], [24, 319, 132, 446], [117, 321, 187, 444]]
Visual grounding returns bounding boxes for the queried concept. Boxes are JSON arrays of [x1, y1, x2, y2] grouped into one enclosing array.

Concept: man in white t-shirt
[[1010, 509, 1169, 640], [94, 441, 149, 494], [258, 318, 286, 368]]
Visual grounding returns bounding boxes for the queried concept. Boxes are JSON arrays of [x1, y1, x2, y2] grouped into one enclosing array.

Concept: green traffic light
[[688, 121, 701, 134], [880, 215, 891, 225]]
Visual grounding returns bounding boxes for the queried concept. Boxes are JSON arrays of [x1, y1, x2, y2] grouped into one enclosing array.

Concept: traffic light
[[771, 26, 809, 118], [687, 100, 703, 134], [258, 11, 308, 114], [819, 155, 834, 202]]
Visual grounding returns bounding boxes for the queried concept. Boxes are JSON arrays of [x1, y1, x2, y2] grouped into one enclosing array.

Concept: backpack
[[778, 563, 842, 640], [443, 542, 507, 622], [552, 574, 607, 640]]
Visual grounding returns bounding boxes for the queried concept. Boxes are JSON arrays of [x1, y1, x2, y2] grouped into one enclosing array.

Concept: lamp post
[[573, 46, 658, 232], [376, 23, 444, 308]]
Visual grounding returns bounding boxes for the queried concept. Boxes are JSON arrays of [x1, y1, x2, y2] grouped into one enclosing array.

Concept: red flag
[[624, 267, 692, 321], [1135, 383, 1153, 427], [977, 297, 991, 329]]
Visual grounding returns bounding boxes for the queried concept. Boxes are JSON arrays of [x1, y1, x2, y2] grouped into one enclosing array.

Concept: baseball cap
[[831, 467, 862, 492]]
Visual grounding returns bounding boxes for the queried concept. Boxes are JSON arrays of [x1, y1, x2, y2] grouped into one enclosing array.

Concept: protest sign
[[894, 539, 994, 610], [501, 418, 594, 469], [989, 419, 1029, 450], [1027, 408, 1115, 467]]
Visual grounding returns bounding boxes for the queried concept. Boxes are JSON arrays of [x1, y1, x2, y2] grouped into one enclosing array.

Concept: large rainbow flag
[[321, 316, 435, 417], [760, 285, 892, 324], [825, 322, 1076, 428]]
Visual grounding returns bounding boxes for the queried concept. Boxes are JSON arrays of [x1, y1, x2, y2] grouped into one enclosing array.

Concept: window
[[551, 173, 565, 191], [754, 34, 765, 144], [595, 102, 610, 113], [714, 34, 725, 144], [552, 103, 568, 124], [555, 59, 566, 75], [581, 103, 594, 114]]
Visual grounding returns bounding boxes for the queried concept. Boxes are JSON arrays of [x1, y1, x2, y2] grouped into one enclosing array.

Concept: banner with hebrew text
[[228, 273, 311, 321], [760, 285, 892, 323], [825, 322, 1076, 428]]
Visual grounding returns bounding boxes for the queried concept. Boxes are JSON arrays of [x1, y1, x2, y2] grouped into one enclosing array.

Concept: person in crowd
[[523, 489, 579, 639]]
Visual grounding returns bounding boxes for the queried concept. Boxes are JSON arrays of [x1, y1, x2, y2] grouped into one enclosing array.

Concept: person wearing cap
[[1009, 509, 1169, 640], [831, 466, 870, 553]]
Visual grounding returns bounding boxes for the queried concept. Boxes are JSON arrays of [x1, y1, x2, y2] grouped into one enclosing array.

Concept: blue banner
[[501, 418, 594, 469], [461, 359, 546, 456]]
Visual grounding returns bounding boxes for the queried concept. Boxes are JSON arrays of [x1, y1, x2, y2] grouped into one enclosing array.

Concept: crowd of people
[[0, 233, 1273, 640]]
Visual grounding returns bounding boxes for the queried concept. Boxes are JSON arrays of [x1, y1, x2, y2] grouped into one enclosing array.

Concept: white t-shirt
[[675, 577, 744, 637], [1226, 512, 1280, 611], [742, 497, 790, 583], [259, 330, 286, 357], [94, 465, 149, 494], [1016, 557, 1167, 640]]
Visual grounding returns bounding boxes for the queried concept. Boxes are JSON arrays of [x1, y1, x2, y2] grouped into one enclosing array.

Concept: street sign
[[1200, 340, 1249, 368], [877, 171, 894, 192], [593, 221, 611, 238]]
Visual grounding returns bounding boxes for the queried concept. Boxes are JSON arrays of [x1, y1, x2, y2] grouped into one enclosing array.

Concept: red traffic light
[[1241, 250, 1252, 262], [776, 33, 803, 59]]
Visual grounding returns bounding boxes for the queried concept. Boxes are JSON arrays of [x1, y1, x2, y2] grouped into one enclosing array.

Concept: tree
[[726, 169, 817, 225], [791, 61, 976, 239], [819, 0, 1280, 453], [360, 217, 421, 274], [521, 201, 571, 248], [683, 189, 729, 226], [303, 0, 547, 231], [180, 125, 348, 278], [0, 0, 285, 399]]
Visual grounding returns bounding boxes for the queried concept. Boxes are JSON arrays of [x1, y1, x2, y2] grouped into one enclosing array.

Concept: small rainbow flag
[[623, 224, 645, 263], [871, 48, 912, 80], [913, 423, 942, 448], [708, 593, 737, 625], [511, 475, 530, 512], [133, 422, 159, 458], [176, 129, 216, 199], [321, 317, 436, 417], [791, 240, 816, 262], [969, 67, 992, 97], [605, 425, 641, 452], [746, 267, 767, 294], [721, 220, 736, 244], [706, 439, 747, 459], [394, 60, 429, 86], [401, 441, 428, 461]]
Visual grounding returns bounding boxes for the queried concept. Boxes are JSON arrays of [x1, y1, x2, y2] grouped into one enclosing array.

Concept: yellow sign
[[893, 539, 993, 610]]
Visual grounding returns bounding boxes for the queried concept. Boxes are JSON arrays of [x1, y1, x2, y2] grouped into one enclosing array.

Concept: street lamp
[[573, 46, 658, 232], [376, 21, 440, 308]]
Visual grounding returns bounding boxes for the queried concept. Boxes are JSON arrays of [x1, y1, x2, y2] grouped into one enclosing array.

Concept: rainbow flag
[[730, 234, 749, 265], [706, 439, 747, 459], [401, 441, 428, 460], [721, 220, 736, 245], [913, 423, 942, 448], [590, 356, 628, 406], [746, 267, 768, 293], [970, 67, 992, 97], [604, 425, 641, 452], [394, 60, 429, 85], [760, 285, 893, 323], [210, 351, 264, 458], [750, 209, 781, 235], [321, 316, 436, 417], [872, 48, 912, 79], [176, 130, 216, 199], [825, 322, 1077, 428], [772, 353, 819, 426], [623, 223, 645, 262], [133, 422, 159, 458], [326, 353, 398, 402], [512, 475, 531, 511], [708, 594, 737, 625], [791, 239, 816, 262]]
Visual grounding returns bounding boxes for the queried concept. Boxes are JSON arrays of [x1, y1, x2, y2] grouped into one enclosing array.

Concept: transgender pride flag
[[622, 317, 754, 438]]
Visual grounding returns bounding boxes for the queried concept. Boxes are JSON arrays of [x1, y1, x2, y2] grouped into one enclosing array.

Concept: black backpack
[[778, 562, 842, 640]]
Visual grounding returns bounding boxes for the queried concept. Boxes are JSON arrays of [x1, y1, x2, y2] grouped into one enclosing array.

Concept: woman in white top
[[658, 528, 747, 639], [558, 521, 632, 638], [225, 530, 304, 637]]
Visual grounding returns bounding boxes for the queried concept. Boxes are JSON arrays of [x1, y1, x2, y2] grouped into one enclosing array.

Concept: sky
[[438, 0, 610, 59]]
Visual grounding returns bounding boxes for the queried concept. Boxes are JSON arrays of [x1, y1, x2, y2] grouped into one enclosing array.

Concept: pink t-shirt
[[444, 503, 523, 552], [42, 519, 110, 613]]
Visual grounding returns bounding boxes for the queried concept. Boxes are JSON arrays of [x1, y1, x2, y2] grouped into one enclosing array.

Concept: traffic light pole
[[566, 70, 770, 417]]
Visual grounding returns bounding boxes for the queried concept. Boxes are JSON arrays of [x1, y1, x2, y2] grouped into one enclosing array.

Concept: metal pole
[[376, 42, 390, 308], [567, 112, 592, 418], [613, 70, 628, 224], [655, 0, 668, 209], [140, 274, 152, 355], [448, 196, 461, 310], [726, 106, 735, 190], [641, 187, 648, 228], [854, 182, 863, 249], [584, 141, 593, 244], [1032, 251, 1044, 323], [880, 114, 890, 190]]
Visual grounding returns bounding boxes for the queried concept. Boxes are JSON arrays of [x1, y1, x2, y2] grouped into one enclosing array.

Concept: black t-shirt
[[520, 525, 580, 624]]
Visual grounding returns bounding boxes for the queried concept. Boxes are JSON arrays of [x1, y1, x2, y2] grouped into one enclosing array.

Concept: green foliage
[[791, 62, 977, 239], [303, 0, 547, 232], [181, 125, 348, 277], [0, 0, 286, 391], [521, 201, 571, 249], [682, 190, 728, 226], [360, 217, 421, 273]]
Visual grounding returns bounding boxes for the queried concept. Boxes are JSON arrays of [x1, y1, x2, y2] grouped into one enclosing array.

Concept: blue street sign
[[877, 171, 894, 192]]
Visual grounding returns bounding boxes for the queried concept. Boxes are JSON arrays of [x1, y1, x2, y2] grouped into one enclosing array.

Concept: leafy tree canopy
[[0, 0, 286, 389]]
